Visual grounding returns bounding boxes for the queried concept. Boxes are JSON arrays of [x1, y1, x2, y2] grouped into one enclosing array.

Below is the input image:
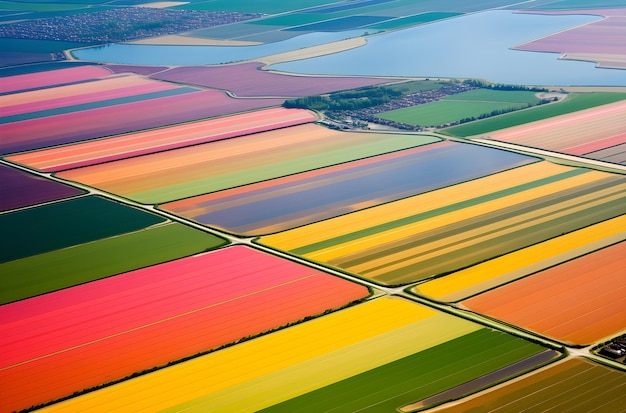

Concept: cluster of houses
[[0, 8, 261, 43], [598, 334, 626, 362]]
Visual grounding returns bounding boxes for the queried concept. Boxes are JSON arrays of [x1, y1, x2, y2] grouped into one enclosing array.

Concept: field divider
[[0, 160, 580, 371], [472, 138, 626, 173], [397, 292, 566, 352]]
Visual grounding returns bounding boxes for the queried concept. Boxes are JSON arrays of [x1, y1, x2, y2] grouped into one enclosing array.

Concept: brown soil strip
[[401, 350, 560, 412]]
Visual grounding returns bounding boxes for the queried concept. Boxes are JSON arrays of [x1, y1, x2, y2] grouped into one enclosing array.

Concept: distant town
[[0, 8, 262, 43]]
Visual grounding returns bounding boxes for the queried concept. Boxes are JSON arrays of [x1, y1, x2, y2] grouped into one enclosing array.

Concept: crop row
[[36, 297, 549, 413], [8, 107, 317, 172], [1, 246, 368, 412], [55, 124, 435, 204], [161, 140, 532, 235], [415, 214, 626, 302], [462, 241, 626, 346], [261, 162, 626, 285]]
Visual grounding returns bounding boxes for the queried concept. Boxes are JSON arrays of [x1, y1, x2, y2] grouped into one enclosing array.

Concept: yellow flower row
[[40, 298, 479, 413], [414, 214, 626, 302]]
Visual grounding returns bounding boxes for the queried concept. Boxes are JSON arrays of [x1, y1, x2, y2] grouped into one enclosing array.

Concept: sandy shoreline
[[256, 37, 367, 67], [128, 35, 261, 46]]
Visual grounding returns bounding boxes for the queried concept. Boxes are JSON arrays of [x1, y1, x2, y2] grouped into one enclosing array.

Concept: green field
[[367, 12, 462, 30], [378, 88, 543, 126], [0, 196, 166, 263], [443, 89, 540, 103], [379, 100, 528, 126], [389, 79, 448, 94], [0, 1, 87, 12], [444, 92, 626, 137], [0, 223, 226, 304], [260, 328, 547, 412], [176, 0, 338, 13]]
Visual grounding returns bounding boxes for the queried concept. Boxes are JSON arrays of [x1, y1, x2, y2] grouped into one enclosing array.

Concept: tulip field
[[55, 125, 437, 204], [261, 162, 626, 285], [1, 246, 368, 412], [414, 214, 626, 302], [461, 241, 626, 346], [160, 141, 533, 235], [34, 297, 552, 413], [0, 163, 83, 211], [484, 100, 626, 165], [2, 5, 626, 410], [8, 107, 317, 172]]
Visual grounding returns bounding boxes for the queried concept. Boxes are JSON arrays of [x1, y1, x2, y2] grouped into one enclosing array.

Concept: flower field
[[0, 164, 83, 211], [0, 65, 111, 93], [261, 162, 626, 285], [35, 297, 551, 413], [151, 62, 393, 97], [2, 3, 625, 411], [55, 125, 435, 204], [0, 69, 284, 155], [161, 140, 533, 235], [414, 214, 626, 302], [1, 246, 368, 412], [443, 92, 626, 138], [514, 9, 626, 69], [7, 108, 317, 172], [461, 241, 626, 346], [0, 74, 183, 121], [485, 99, 626, 164]]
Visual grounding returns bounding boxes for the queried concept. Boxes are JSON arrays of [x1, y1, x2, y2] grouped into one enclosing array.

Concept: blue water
[[272, 11, 626, 86], [71, 30, 370, 66], [70, 10, 626, 86]]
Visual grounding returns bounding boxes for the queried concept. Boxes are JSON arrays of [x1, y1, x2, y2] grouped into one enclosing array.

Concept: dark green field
[[0, 38, 86, 54], [176, 0, 337, 13], [0, 223, 226, 304], [0, 195, 166, 263], [261, 328, 547, 412], [443, 92, 626, 137], [0, 1, 88, 12]]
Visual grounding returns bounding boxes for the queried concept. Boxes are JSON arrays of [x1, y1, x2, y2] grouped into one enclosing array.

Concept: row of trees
[[464, 79, 548, 92], [283, 86, 402, 111]]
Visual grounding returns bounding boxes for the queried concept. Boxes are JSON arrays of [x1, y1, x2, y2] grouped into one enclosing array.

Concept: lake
[[71, 10, 626, 86], [71, 30, 369, 66], [272, 11, 626, 86]]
